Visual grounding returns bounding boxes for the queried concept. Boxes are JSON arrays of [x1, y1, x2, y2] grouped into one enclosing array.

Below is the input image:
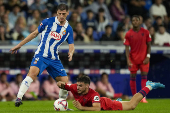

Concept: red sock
[[139, 87, 150, 97], [141, 75, 147, 88], [130, 77, 137, 95]]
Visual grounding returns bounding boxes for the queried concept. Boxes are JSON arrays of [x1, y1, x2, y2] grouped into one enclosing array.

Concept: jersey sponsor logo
[[50, 31, 62, 40], [40, 22, 43, 26], [94, 96, 100, 101], [62, 30, 66, 35]]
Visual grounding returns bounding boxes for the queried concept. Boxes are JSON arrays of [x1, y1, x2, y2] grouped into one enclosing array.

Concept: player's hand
[[73, 100, 82, 110], [57, 81, 65, 89], [68, 52, 73, 61], [9, 45, 21, 54], [143, 57, 150, 64], [127, 59, 132, 67]]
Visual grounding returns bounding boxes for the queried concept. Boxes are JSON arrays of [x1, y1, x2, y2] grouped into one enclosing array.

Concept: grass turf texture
[[0, 99, 169, 113]]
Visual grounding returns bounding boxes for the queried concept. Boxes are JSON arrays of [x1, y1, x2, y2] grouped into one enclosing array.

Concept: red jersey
[[124, 28, 151, 64], [65, 84, 123, 110]]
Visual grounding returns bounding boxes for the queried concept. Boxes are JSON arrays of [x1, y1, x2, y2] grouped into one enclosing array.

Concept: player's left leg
[[121, 81, 165, 110], [140, 63, 150, 103], [47, 60, 68, 100]]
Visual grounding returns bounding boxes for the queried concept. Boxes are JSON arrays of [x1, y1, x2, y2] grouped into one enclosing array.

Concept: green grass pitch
[[0, 99, 169, 113]]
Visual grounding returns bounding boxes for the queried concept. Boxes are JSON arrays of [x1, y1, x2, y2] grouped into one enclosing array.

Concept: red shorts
[[101, 97, 123, 110], [128, 61, 150, 74]]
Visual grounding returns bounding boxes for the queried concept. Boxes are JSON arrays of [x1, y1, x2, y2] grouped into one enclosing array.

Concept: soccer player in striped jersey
[[10, 4, 74, 107]]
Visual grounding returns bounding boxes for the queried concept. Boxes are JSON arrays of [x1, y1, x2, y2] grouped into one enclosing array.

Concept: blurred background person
[[24, 78, 40, 100], [96, 7, 109, 32], [100, 25, 114, 41], [148, 26, 156, 45], [0, 72, 16, 101], [154, 25, 170, 46], [41, 76, 60, 100], [83, 9, 97, 30], [10, 73, 23, 96], [0, 24, 12, 41], [96, 72, 122, 99], [150, 0, 167, 21], [109, 0, 125, 21]]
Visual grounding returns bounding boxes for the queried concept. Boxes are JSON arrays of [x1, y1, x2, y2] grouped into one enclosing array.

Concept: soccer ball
[[54, 99, 68, 111]]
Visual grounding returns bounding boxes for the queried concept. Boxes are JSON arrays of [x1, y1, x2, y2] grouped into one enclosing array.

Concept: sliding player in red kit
[[57, 75, 164, 111], [124, 15, 152, 103]]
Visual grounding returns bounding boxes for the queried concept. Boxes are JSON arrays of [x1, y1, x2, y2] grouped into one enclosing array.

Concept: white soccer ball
[[54, 99, 68, 111]]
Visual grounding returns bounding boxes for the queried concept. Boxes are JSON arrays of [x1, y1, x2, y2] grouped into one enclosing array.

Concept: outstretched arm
[[57, 81, 66, 89], [10, 29, 39, 54], [73, 100, 101, 111], [68, 44, 75, 61]]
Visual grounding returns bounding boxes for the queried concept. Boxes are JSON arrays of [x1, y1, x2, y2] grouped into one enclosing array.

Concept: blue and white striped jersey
[[34, 17, 74, 60]]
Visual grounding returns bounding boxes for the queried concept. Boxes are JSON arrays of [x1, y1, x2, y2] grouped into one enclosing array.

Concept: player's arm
[[10, 29, 39, 54], [143, 31, 152, 64], [125, 46, 132, 67], [73, 100, 101, 111], [68, 44, 75, 61], [57, 81, 66, 89], [143, 42, 151, 64]]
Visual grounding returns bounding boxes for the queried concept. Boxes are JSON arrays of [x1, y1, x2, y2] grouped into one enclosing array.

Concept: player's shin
[[17, 76, 33, 99], [59, 89, 68, 100]]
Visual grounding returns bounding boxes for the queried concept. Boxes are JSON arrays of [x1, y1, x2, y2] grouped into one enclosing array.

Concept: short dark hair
[[0, 72, 7, 77], [86, 9, 93, 14], [158, 25, 165, 28], [101, 72, 108, 79], [77, 75, 90, 85], [16, 73, 22, 77], [98, 7, 105, 12], [105, 25, 112, 29], [57, 4, 68, 11], [132, 15, 140, 20], [156, 16, 162, 20]]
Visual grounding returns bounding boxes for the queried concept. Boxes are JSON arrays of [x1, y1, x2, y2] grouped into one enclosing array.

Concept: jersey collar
[[55, 17, 69, 28]]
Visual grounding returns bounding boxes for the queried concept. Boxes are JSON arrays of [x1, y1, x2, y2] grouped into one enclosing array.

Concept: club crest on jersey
[[40, 22, 43, 26], [62, 30, 66, 35], [33, 60, 37, 64], [50, 31, 61, 40]]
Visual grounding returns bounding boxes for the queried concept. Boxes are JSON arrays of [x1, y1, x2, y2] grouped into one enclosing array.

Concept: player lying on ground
[[57, 75, 165, 111]]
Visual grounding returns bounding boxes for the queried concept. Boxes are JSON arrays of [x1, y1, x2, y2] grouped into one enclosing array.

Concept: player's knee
[[131, 104, 137, 110]]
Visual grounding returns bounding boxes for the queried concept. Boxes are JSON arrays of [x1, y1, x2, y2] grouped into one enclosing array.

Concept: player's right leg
[[128, 61, 138, 96], [121, 81, 165, 110], [130, 73, 137, 95], [15, 66, 39, 107], [15, 57, 48, 107]]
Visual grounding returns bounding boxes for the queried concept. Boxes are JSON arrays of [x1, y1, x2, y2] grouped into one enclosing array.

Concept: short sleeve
[[124, 32, 130, 45], [64, 83, 75, 91], [38, 18, 48, 33], [66, 27, 74, 44], [146, 30, 152, 42], [92, 94, 100, 103]]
